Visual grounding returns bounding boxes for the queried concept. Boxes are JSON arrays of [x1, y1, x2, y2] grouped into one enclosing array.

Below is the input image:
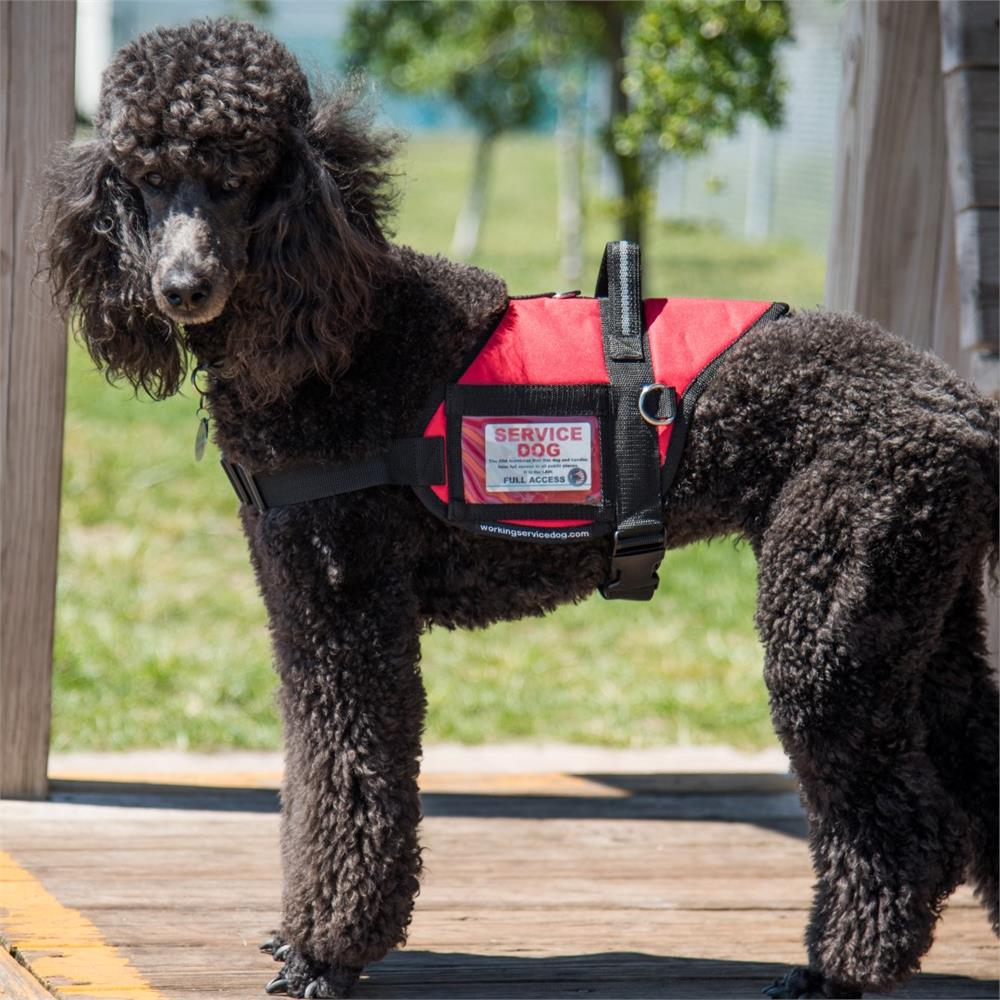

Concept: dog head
[[44, 18, 397, 401]]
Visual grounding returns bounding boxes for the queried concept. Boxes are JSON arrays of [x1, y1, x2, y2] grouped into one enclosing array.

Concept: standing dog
[[44, 19, 998, 1000]]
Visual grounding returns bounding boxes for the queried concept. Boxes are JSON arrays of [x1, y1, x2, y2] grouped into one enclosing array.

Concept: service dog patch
[[461, 415, 602, 505]]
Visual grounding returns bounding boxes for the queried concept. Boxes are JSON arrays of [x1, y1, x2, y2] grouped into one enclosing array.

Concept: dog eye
[[222, 177, 242, 191], [143, 172, 164, 189]]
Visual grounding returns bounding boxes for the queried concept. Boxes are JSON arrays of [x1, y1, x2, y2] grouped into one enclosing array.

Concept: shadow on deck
[[364, 950, 997, 999], [48, 773, 809, 837]]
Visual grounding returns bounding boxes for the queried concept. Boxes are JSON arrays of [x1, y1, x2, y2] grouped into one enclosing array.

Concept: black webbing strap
[[221, 437, 444, 512], [596, 241, 666, 601]]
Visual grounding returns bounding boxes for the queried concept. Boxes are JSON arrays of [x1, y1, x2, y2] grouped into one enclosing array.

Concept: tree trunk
[[616, 154, 645, 245], [451, 130, 495, 261], [556, 73, 585, 289], [601, 1, 645, 246]]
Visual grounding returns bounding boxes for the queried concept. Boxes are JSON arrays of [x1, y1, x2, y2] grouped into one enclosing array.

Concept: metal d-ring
[[638, 383, 675, 427], [191, 365, 213, 396]]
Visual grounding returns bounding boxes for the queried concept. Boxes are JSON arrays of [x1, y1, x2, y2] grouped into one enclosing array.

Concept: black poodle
[[43, 18, 998, 1000]]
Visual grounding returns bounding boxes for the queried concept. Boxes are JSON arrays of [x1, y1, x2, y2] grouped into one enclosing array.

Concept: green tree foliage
[[344, 0, 790, 251], [607, 0, 791, 243], [344, 1, 550, 258], [618, 1, 789, 158], [345, 1, 547, 139]]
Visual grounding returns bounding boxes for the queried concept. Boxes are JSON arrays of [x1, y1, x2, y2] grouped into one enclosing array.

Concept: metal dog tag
[[194, 416, 209, 461]]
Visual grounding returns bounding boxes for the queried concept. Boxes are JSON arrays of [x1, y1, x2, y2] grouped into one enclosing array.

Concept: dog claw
[[304, 983, 319, 999], [274, 944, 292, 961], [265, 976, 289, 995], [260, 938, 277, 954]]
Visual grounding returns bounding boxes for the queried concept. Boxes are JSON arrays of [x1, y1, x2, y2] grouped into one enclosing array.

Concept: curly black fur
[[43, 18, 999, 1000]]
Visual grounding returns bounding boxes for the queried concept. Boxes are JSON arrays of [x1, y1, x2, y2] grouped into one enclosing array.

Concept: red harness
[[416, 293, 779, 539], [220, 242, 787, 600]]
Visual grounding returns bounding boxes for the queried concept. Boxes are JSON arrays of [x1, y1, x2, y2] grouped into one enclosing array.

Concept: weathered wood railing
[[0, 1, 77, 800]]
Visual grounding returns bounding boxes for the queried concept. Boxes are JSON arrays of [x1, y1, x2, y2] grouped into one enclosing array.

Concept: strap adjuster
[[599, 527, 665, 601], [220, 457, 267, 512]]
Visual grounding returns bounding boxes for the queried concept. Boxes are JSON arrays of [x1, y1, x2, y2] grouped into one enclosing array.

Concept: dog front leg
[[254, 530, 425, 998]]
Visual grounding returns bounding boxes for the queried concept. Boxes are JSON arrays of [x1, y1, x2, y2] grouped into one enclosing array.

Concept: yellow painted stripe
[[419, 772, 626, 796], [48, 770, 624, 797], [0, 851, 164, 1000], [50, 769, 284, 789]]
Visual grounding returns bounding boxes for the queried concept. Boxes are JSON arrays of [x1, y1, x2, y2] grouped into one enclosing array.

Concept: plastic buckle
[[599, 527, 665, 601], [220, 457, 267, 512]]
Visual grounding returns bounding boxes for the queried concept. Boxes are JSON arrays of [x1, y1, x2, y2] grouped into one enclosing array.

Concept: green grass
[[51, 132, 825, 752]]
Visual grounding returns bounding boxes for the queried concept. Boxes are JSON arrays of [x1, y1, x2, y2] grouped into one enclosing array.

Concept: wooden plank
[[938, 1, 1000, 651], [953, 206, 1000, 354], [44, 768, 797, 797], [827, 1, 998, 649], [941, 68, 999, 213], [940, 3, 999, 363], [0, 849, 165, 1000], [939, 0, 1000, 73], [0, 948, 54, 1000], [2, 785, 997, 1000], [0, 0, 77, 800]]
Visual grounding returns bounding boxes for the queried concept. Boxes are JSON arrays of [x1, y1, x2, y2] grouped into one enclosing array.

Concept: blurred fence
[[655, 1, 842, 251]]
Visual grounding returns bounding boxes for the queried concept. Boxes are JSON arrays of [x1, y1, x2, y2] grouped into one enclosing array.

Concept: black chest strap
[[596, 241, 668, 601], [221, 437, 444, 512]]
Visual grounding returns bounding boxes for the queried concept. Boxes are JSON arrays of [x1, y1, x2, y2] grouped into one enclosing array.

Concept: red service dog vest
[[220, 242, 788, 600]]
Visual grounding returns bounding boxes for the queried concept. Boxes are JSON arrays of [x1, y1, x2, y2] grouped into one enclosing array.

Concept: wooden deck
[[1, 757, 996, 999]]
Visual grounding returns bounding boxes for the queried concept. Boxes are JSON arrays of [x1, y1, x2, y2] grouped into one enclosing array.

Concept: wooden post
[[0, 1, 77, 799], [827, 0, 999, 661], [825, 0, 956, 353], [939, 2, 1000, 660], [939, 0, 999, 393]]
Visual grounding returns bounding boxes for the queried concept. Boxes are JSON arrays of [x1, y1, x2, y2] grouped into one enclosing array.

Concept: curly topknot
[[96, 18, 311, 176], [44, 16, 400, 402]]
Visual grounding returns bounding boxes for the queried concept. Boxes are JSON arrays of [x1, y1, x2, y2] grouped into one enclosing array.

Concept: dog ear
[[225, 95, 398, 402], [43, 139, 184, 399]]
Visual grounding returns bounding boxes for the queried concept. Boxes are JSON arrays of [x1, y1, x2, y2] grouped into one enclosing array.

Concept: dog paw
[[763, 967, 862, 998], [264, 947, 362, 998]]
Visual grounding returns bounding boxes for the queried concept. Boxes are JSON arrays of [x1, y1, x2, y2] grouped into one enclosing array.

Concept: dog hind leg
[[755, 466, 973, 997], [919, 571, 999, 934]]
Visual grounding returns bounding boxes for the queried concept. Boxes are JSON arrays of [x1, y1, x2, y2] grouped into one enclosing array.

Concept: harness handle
[[596, 241, 666, 601], [595, 240, 645, 362]]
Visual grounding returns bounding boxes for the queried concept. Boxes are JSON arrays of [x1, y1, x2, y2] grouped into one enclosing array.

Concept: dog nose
[[160, 271, 213, 310]]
